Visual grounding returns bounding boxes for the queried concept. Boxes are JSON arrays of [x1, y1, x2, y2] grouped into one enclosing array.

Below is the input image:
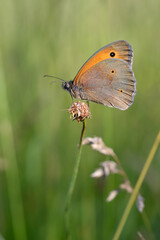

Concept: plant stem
[[65, 120, 86, 239], [113, 153, 129, 181], [113, 131, 160, 240]]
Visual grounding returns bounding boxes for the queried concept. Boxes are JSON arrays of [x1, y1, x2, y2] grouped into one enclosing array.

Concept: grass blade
[[113, 131, 160, 240]]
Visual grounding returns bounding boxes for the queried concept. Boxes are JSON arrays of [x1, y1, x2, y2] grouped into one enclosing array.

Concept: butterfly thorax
[[62, 80, 85, 100]]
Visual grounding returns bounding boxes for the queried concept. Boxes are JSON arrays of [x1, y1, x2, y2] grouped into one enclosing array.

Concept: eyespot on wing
[[74, 40, 133, 85], [73, 58, 136, 110]]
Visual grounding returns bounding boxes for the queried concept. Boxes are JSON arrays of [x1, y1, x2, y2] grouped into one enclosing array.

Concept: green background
[[0, 0, 160, 239]]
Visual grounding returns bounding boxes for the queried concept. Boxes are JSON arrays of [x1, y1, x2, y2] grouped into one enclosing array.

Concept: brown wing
[[74, 58, 136, 110], [74, 40, 133, 85]]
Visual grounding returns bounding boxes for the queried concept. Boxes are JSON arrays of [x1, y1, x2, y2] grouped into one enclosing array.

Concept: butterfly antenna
[[43, 75, 66, 82]]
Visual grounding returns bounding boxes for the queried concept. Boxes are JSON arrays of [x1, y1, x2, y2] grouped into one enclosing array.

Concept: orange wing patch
[[74, 40, 133, 85]]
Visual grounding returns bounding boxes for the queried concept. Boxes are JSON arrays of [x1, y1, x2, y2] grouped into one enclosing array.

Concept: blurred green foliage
[[0, 0, 160, 239]]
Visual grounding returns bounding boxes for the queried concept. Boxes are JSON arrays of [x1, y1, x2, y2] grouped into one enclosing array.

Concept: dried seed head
[[91, 168, 104, 178], [68, 101, 91, 122], [101, 161, 119, 175], [137, 232, 146, 240], [82, 137, 115, 156], [106, 189, 120, 202], [137, 194, 145, 212], [120, 180, 133, 193]]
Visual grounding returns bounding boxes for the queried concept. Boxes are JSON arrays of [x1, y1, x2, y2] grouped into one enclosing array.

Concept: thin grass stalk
[[113, 152, 155, 239], [112, 153, 129, 181], [65, 120, 86, 239], [0, 53, 27, 240], [113, 131, 160, 240]]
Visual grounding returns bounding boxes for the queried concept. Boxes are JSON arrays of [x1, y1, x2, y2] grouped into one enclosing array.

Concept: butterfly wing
[[74, 58, 136, 110], [74, 40, 133, 85]]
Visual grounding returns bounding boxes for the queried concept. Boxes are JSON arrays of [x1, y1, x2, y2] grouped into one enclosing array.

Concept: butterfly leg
[[70, 93, 74, 103]]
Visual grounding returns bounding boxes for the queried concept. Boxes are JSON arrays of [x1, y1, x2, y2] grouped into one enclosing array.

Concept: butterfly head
[[62, 80, 74, 98]]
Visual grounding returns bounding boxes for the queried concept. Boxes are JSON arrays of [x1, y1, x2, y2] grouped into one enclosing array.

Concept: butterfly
[[62, 40, 136, 110]]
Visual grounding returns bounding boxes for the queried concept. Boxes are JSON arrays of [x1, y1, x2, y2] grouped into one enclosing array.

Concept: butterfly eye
[[119, 89, 123, 93], [110, 52, 115, 57]]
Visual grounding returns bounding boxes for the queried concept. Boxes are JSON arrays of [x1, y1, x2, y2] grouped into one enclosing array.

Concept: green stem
[[65, 120, 86, 239], [113, 131, 160, 240]]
